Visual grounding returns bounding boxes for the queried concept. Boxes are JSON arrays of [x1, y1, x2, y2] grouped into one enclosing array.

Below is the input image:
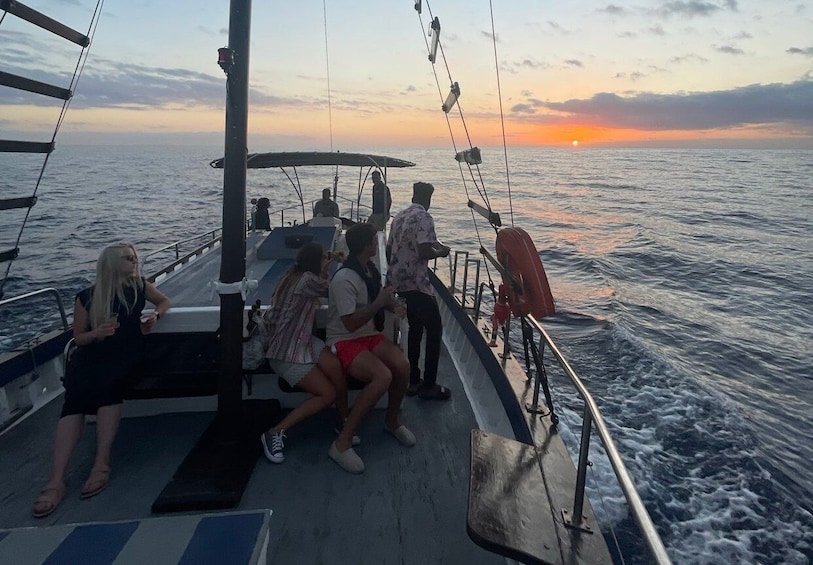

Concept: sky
[[1, 0, 812, 149]]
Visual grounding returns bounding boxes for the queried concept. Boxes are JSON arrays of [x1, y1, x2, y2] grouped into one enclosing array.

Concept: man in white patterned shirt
[[386, 182, 452, 401]]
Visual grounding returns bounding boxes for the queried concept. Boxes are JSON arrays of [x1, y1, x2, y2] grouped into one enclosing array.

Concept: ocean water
[[1, 145, 812, 563]]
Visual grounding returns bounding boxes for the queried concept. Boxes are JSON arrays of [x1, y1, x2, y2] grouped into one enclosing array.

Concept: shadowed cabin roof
[[209, 151, 416, 169]]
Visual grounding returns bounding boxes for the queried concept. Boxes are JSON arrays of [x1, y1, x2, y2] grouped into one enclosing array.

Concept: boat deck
[[156, 227, 341, 308], [0, 345, 503, 564]]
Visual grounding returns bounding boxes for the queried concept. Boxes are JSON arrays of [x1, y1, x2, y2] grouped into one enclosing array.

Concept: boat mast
[[219, 0, 252, 421]]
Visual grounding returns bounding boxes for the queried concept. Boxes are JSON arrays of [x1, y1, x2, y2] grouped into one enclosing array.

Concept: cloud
[[648, 25, 667, 36], [599, 4, 628, 16], [564, 59, 584, 68], [715, 45, 745, 55], [0, 57, 289, 109], [480, 30, 500, 42], [547, 21, 570, 34], [513, 80, 813, 131], [614, 71, 647, 81], [787, 47, 813, 56], [670, 53, 709, 64], [655, 1, 733, 18]]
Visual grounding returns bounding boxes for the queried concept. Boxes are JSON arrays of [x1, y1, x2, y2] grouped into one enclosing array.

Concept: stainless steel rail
[[525, 314, 672, 564], [141, 229, 223, 263], [0, 287, 70, 330], [444, 255, 671, 565]]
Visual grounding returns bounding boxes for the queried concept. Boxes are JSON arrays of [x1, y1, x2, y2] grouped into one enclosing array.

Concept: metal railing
[[442, 253, 671, 565], [0, 287, 70, 331], [142, 229, 222, 265]]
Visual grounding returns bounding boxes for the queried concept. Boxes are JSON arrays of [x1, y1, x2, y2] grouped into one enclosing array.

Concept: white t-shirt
[[326, 268, 379, 346]]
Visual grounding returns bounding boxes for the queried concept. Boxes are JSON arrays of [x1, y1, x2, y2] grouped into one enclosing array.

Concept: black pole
[[219, 0, 252, 422]]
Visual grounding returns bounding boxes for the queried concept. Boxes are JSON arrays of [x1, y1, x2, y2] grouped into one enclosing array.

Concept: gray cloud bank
[[513, 80, 813, 132]]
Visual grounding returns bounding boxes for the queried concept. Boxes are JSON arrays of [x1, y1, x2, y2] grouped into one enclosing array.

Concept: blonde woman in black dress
[[32, 243, 170, 518]]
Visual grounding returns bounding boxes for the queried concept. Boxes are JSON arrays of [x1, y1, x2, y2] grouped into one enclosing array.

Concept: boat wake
[[541, 317, 813, 564]]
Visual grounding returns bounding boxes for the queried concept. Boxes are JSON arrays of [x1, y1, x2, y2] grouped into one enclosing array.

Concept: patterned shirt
[[263, 271, 328, 363], [386, 203, 437, 296]]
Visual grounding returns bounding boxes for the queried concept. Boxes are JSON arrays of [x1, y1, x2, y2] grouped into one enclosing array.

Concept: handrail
[[141, 229, 222, 263], [443, 255, 670, 564], [0, 287, 69, 330], [523, 314, 671, 564]]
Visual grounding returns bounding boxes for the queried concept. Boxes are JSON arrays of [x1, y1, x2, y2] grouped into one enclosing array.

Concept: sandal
[[81, 465, 110, 499], [33, 484, 66, 518], [418, 384, 451, 401], [406, 379, 424, 397]]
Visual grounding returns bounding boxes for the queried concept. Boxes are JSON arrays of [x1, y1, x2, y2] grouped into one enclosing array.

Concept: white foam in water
[[545, 320, 813, 563]]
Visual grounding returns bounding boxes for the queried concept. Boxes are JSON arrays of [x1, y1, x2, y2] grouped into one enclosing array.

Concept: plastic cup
[[393, 296, 407, 319]]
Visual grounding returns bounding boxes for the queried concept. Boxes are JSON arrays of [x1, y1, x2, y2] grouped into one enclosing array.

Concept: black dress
[[61, 279, 147, 416]]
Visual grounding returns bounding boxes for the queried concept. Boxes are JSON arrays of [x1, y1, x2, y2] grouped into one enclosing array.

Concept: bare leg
[[318, 349, 348, 421], [270, 367, 336, 434], [93, 403, 123, 471], [335, 351, 392, 451], [44, 414, 84, 489], [373, 339, 410, 430]]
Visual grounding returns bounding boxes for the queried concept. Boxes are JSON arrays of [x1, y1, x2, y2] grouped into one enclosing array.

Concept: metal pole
[[571, 406, 593, 527], [218, 0, 251, 421]]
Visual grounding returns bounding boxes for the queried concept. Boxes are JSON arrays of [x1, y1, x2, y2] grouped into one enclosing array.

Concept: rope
[[416, 1, 500, 291], [488, 0, 514, 227], [323, 0, 334, 152], [0, 0, 106, 298]]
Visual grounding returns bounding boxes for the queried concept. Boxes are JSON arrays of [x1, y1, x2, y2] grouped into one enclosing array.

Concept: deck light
[[428, 17, 440, 63], [455, 147, 481, 165], [217, 47, 234, 75], [442, 82, 460, 113]]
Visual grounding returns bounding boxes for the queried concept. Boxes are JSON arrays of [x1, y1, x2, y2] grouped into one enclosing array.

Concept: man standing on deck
[[386, 182, 452, 401], [326, 223, 415, 473], [369, 170, 392, 230]]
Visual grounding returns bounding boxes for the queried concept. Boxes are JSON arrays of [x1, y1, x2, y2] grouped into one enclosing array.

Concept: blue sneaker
[[261, 430, 285, 463]]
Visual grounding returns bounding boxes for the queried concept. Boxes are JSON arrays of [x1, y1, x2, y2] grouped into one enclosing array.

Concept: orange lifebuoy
[[495, 227, 555, 319]]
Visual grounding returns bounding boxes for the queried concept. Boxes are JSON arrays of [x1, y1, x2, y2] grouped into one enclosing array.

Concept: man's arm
[[418, 242, 450, 260], [340, 285, 393, 333]]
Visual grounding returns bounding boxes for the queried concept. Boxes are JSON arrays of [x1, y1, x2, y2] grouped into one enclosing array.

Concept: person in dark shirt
[[32, 243, 170, 518], [369, 170, 392, 230], [313, 188, 340, 218], [253, 197, 271, 230]]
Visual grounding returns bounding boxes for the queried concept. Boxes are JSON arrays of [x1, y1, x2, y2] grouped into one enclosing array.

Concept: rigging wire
[[323, 0, 334, 153], [488, 0, 514, 227], [0, 0, 107, 298], [416, 1, 500, 291]]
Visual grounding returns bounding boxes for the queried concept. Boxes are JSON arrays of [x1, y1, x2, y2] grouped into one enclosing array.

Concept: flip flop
[[33, 484, 67, 518], [406, 379, 424, 397], [80, 465, 110, 499], [418, 384, 452, 401]]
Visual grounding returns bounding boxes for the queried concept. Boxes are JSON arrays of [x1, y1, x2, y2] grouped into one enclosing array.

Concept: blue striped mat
[[0, 510, 270, 564]]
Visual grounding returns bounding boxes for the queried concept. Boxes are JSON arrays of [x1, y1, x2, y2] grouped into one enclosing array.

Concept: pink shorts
[[334, 334, 387, 371]]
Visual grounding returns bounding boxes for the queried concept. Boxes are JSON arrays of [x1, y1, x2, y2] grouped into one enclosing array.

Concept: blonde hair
[[88, 243, 144, 329]]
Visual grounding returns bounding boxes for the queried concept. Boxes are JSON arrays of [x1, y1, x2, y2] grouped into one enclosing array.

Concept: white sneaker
[[328, 441, 364, 474], [261, 430, 285, 463], [333, 418, 361, 446]]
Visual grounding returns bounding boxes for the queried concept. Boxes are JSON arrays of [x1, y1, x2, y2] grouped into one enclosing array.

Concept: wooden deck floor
[[0, 345, 504, 565]]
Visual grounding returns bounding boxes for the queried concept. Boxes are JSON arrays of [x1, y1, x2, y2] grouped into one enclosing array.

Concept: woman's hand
[[95, 319, 118, 340]]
